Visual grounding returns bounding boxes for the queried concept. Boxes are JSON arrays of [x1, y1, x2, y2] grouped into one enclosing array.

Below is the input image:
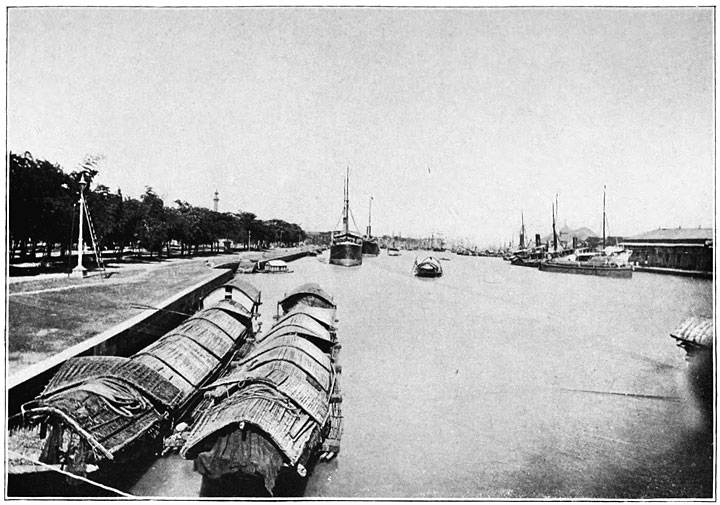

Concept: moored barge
[[8, 279, 262, 485], [180, 283, 342, 496]]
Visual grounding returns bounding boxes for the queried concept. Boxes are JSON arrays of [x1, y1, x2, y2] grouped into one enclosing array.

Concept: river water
[[131, 251, 714, 499]]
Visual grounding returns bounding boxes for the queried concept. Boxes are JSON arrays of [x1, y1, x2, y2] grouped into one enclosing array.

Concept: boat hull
[[362, 240, 380, 256], [539, 261, 633, 278], [330, 243, 362, 267], [510, 258, 542, 268], [414, 269, 442, 278], [413, 257, 443, 277]]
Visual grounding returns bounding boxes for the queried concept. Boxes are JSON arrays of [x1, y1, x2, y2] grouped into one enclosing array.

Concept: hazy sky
[[7, 7, 714, 247]]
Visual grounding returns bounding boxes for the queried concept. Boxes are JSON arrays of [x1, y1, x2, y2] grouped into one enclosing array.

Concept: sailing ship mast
[[520, 211, 526, 250], [602, 185, 606, 248]]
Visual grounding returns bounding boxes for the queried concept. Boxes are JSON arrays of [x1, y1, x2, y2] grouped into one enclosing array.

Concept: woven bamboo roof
[[181, 383, 319, 465], [237, 336, 332, 392], [261, 313, 334, 344], [22, 300, 255, 463], [221, 278, 262, 303], [133, 307, 250, 395], [279, 305, 337, 332], [212, 299, 253, 322], [203, 279, 262, 315], [279, 283, 336, 313], [41, 356, 183, 408], [204, 362, 331, 424], [670, 316, 713, 348]]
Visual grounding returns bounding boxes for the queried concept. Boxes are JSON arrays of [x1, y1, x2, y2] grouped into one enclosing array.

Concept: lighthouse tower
[[213, 190, 219, 212]]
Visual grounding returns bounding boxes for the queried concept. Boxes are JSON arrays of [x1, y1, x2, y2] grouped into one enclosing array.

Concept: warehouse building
[[621, 227, 713, 276]]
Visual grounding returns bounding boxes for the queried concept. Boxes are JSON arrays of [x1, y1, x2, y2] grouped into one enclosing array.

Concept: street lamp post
[[70, 174, 88, 278]]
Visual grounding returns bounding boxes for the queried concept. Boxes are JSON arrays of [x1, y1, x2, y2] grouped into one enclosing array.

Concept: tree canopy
[[8, 151, 307, 262]]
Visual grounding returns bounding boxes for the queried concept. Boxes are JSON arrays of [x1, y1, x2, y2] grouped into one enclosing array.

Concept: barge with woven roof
[[8, 279, 261, 483], [180, 283, 342, 497]]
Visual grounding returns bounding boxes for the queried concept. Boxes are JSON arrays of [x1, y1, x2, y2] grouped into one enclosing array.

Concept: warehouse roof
[[623, 227, 713, 242]]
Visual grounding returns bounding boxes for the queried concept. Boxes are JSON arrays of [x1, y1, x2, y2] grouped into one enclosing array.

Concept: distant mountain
[[543, 226, 598, 244]]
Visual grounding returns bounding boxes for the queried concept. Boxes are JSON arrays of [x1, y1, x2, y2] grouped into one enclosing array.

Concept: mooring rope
[[7, 450, 135, 498]]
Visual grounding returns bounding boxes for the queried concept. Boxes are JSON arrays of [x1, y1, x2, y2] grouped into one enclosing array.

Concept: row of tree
[[9, 151, 306, 262]]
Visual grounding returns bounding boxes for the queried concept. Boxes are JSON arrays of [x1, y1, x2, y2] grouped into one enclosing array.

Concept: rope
[[7, 450, 135, 498], [348, 207, 362, 235]]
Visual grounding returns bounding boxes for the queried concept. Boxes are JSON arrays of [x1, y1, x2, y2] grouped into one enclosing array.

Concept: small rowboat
[[413, 256, 443, 277]]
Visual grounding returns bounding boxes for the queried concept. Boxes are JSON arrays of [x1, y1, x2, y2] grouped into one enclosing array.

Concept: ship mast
[[367, 196, 373, 238], [602, 185, 606, 248], [553, 195, 557, 252], [343, 167, 350, 235]]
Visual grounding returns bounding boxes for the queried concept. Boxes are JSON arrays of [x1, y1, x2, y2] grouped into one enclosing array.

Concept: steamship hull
[[330, 241, 362, 267]]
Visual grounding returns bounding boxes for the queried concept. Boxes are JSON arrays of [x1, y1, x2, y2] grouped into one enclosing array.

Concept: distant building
[[621, 227, 713, 274]]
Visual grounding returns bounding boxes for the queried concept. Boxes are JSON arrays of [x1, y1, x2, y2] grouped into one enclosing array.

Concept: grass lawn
[[6, 254, 239, 374]]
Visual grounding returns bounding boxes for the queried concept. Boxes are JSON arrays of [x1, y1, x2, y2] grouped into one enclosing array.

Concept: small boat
[[509, 246, 546, 268], [8, 280, 261, 483], [362, 197, 380, 256], [257, 259, 292, 273], [330, 169, 362, 267], [181, 284, 342, 497], [413, 256, 443, 277], [387, 246, 401, 256]]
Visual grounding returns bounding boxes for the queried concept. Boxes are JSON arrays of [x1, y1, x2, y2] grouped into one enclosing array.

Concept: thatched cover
[[671, 316, 713, 349], [134, 306, 251, 396], [278, 305, 336, 332], [20, 299, 256, 464], [261, 313, 335, 345], [278, 283, 335, 314], [182, 333, 335, 464], [202, 361, 331, 424], [235, 335, 333, 392], [203, 279, 262, 315], [40, 355, 182, 409], [222, 278, 262, 304], [182, 383, 322, 466], [27, 356, 183, 459]]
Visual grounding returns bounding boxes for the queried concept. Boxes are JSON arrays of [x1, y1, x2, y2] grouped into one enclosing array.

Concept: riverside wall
[[7, 268, 233, 415]]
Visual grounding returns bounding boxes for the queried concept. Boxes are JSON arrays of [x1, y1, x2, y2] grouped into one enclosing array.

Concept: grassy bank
[[6, 252, 256, 374]]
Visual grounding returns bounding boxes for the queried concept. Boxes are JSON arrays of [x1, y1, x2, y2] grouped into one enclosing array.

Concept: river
[[130, 251, 713, 499]]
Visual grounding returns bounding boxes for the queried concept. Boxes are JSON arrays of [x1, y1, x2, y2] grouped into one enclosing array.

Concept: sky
[[7, 6, 715, 248]]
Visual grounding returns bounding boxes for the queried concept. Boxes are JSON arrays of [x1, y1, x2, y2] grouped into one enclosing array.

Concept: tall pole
[[367, 196, 373, 238], [602, 185, 606, 248], [553, 200, 557, 252], [343, 167, 349, 234], [71, 174, 88, 278]]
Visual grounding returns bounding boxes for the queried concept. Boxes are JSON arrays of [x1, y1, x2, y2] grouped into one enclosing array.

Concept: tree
[[137, 188, 168, 257], [8, 152, 76, 260]]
